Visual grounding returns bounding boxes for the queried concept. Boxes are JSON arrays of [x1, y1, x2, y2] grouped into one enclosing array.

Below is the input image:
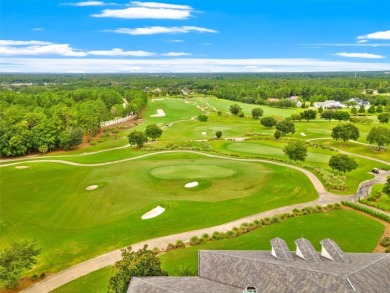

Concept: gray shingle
[[295, 238, 321, 262], [270, 237, 294, 262]]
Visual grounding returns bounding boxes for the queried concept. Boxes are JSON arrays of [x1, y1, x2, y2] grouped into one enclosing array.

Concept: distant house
[[314, 100, 342, 109], [349, 97, 370, 109], [289, 96, 302, 107], [128, 238, 390, 292]]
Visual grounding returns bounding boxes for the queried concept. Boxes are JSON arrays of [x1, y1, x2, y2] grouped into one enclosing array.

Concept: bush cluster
[[156, 204, 342, 255], [359, 191, 390, 212], [341, 201, 390, 223], [144, 141, 212, 152]]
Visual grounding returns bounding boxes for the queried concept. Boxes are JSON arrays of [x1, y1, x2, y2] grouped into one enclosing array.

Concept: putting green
[[226, 142, 284, 155], [150, 164, 236, 179]]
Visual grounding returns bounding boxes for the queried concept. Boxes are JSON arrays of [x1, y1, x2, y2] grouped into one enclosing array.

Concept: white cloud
[[358, 30, 390, 40], [32, 28, 44, 31], [88, 48, 155, 56], [92, 6, 190, 19], [335, 52, 385, 59], [162, 52, 192, 56], [357, 40, 367, 44], [0, 44, 87, 57], [131, 2, 192, 10], [296, 43, 390, 47], [108, 26, 217, 35], [64, 1, 110, 6], [2, 57, 390, 73], [0, 40, 53, 46], [167, 39, 184, 43]]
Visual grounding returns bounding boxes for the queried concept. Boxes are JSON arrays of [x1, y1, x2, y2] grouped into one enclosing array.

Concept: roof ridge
[[342, 254, 390, 278]]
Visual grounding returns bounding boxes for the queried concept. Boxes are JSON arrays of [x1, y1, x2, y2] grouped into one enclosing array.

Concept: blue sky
[[1, 0, 390, 72]]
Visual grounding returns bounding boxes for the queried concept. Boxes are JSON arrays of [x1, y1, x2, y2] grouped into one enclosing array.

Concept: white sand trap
[[185, 181, 199, 188], [301, 132, 306, 137], [201, 132, 207, 135], [141, 206, 165, 219], [16, 166, 31, 169], [150, 109, 166, 117], [86, 185, 98, 191]]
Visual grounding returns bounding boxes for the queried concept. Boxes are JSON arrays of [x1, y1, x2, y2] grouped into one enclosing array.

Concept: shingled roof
[[127, 238, 390, 293]]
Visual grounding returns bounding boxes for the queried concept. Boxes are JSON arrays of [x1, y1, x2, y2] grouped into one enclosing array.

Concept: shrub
[[380, 237, 390, 247], [40, 272, 46, 279], [341, 201, 390, 222], [190, 236, 201, 246], [175, 240, 185, 249], [31, 274, 39, 281], [166, 243, 175, 251]]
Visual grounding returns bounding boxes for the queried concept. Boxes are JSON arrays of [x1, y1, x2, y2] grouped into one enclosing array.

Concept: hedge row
[[162, 203, 342, 252], [342, 201, 390, 223]]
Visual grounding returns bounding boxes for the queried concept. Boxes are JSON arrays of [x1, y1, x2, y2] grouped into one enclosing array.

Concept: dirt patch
[[343, 206, 390, 252]]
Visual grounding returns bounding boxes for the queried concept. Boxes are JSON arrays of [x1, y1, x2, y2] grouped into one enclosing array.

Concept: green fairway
[[52, 209, 383, 292], [0, 152, 317, 273], [160, 209, 384, 275]]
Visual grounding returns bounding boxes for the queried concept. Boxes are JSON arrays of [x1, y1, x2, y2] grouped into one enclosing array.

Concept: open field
[[51, 209, 384, 292], [0, 152, 317, 273]]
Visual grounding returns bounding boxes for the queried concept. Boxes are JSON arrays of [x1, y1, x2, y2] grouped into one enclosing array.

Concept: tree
[[128, 131, 148, 148], [197, 114, 208, 122], [368, 105, 376, 114], [300, 109, 317, 121], [333, 111, 350, 122], [215, 131, 222, 139], [275, 120, 295, 135], [274, 130, 282, 140], [383, 177, 390, 197], [376, 105, 383, 113], [320, 110, 334, 121], [366, 126, 390, 150], [38, 144, 48, 155], [378, 112, 389, 124], [331, 123, 360, 145], [328, 154, 358, 173], [251, 107, 264, 119], [283, 141, 308, 161], [107, 245, 167, 293], [229, 104, 242, 115], [290, 114, 301, 121], [351, 107, 357, 116], [0, 240, 41, 289], [358, 105, 366, 115], [145, 124, 163, 140], [318, 106, 324, 114], [260, 116, 277, 128]]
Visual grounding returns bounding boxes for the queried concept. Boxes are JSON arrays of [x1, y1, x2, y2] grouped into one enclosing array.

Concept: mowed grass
[[52, 209, 384, 293], [160, 209, 384, 275], [210, 139, 387, 194], [0, 152, 317, 273]]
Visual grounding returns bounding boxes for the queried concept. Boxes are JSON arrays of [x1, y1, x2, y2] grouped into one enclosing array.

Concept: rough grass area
[[150, 164, 236, 179], [160, 209, 384, 275]]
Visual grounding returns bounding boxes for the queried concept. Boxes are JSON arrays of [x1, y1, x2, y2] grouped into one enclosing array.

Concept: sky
[[1, 0, 390, 73]]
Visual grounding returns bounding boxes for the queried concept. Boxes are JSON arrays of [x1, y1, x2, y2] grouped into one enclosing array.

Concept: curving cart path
[[10, 150, 389, 292]]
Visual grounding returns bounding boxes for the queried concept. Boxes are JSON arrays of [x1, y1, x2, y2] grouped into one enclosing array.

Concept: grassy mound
[[150, 164, 236, 179]]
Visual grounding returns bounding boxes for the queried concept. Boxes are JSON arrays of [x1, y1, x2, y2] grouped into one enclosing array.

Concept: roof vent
[[320, 238, 349, 263], [270, 237, 294, 262], [294, 238, 321, 262]]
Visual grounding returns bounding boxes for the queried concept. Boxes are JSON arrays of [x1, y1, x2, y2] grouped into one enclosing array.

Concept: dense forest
[[0, 72, 389, 157]]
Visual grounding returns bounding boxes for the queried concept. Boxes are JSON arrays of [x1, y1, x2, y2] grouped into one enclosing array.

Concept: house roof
[[127, 238, 390, 293]]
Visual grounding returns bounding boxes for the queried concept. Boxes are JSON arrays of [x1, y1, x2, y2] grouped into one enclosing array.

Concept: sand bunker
[[185, 181, 199, 188], [141, 206, 165, 219], [86, 185, 98, 191], [150, 109, 166, 117], [301, 132, 306, 136], [201, 132, 207, 135], [15, 166, 31, 169]]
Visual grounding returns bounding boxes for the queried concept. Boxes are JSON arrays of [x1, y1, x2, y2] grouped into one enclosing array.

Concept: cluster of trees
[[128, 124, 163, 147], [320, 110, 350, 122], [0, 87, 148, 157]]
